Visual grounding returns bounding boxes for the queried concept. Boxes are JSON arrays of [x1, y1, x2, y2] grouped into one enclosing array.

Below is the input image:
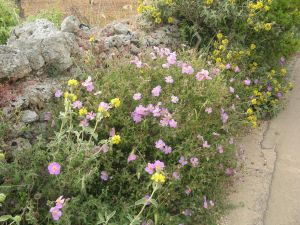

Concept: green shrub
[[26, 8, 64, 27], [0, 0, 19, 44], [173, 0, 300, 62]]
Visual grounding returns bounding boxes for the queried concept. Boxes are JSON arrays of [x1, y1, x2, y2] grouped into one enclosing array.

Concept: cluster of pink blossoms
[[82, 76, 94, 92], [131, 103, 177, 128], [145, 160, 165, 174], [155, 139, 173, 154], [49, 196, 65, 220]]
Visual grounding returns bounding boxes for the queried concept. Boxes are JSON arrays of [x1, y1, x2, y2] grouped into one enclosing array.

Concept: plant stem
[[129, 184, 158, 225]]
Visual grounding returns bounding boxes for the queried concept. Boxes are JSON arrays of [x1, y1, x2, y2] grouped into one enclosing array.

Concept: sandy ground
[[22, 0, 136, 25], [219, 53, 300, 225]]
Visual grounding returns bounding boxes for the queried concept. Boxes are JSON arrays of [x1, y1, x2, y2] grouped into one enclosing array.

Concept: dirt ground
[[22, 0, 137, 25]]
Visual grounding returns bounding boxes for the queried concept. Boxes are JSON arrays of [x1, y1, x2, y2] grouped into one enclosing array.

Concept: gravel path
[[219, 54, 300, 225]]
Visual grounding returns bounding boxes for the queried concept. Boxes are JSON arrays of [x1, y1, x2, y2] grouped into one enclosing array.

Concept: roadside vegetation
[[0, 0, 299, 224]]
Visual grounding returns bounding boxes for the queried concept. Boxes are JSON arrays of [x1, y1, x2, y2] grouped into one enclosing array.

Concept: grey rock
[[105, 34, 131, 48], [8, 19, 79, 73], [130, 44, 140, 55], [112, 22, 132, 35], [0, 46, 32, 80], [10, 137, 32, 152], [21, 110, 39, 123], [61, 15, 80, 33]]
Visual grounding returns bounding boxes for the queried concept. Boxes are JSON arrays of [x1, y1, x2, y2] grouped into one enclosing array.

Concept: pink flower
[[234, 66, 241, 73], [154, 160, 165, 170], [165, 76, 174, 84], [48, 162, 61, 175], [169, 119, 177, 128], [205, 107, 213, 114], [151, 86, 162, 97], [50, 206, 62, 220], [172, 171, 180, 180], [229, 86, 235, 93], [82, 76, 94, 92], [196, 69, 212, 81], [185, 187, 192, 195], [171, 95, 179, 103], [79, 119, 89, 127], [229, 78, 235, 83], [203, 141, 210, 148], [127, 153, 137, 163], [155, 139, 166, 150], [190, 157, 199, 167], [72, 100, 83, 109], [99, 102, 110, 111], [226, 64, 231, 70], [221, 108, 229, 124], [100, 171, 109, 181], [55, 196, 65, 209], [179, 156, 188, 166], [54, 90, 63, 98], [131, 56, 143, 68], [167, 52, 177, 65], [217, 146, 224, 154], [86, 112, 96, 120], [133, 93, 142, 100], [145, 163, 155, 174], [182, 64, 194, 74], [244, 78, 251, 86]]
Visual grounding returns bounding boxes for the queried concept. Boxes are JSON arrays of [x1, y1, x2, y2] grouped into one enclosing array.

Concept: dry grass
[[22, 0, 137, 25]]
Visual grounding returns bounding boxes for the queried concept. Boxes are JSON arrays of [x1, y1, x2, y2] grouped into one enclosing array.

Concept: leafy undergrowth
[[0, 0, 298, 224], [0, 42, 292, 224]]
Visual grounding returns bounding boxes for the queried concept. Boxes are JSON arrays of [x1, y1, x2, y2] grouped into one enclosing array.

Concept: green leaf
[[106, 211, 116, 221], [149, 198, 158, 208], [0, 215, 13, 222], [134, 198, 147, 206]]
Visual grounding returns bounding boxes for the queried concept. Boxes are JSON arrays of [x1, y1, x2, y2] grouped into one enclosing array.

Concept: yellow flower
[[222, 39, 229, 45], [151, 172, 166, 183], [79, 107, 88, 116], [252, 121, 257, 128], [250, 44, 256, 50], [247, 108, 254, 115], [68, 94, 77, 102], [216, 57, 222, 63], [251, 99, 257, 105], [266, 92, 271, 97], [155, 17, 162, 24], [64, 91, 69, 99], [89, 36, 95, 43], [167, 17, 174, 24], [217, 33, 223, 40], [264, 23, 272, 31], [111, 98, 121, 108], [219, 45, 225, 51], [112, 135, 121, 145], [206, 0, 213, 5], [264, 5, 270, 11], [280, 68, 287, 76], [68, 79, 79, 87], [213, 50, 220, 56]]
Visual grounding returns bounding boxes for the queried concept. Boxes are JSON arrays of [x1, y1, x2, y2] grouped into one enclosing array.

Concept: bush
[[0, 0, 19, 44], [26, 8, 64, 27], [173, 0, 300, 61]]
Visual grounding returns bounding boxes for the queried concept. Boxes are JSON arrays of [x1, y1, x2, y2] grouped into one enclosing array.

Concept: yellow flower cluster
[[79, 107, 88, 116], [64, 92, 77, 102], [111, 98, 121, 108], [137, 0, 174, 24], [111, 135, 121, 145], [247, 1, 274, 32], [68, 79, 79, 87], [151, 172, 166, 183]]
